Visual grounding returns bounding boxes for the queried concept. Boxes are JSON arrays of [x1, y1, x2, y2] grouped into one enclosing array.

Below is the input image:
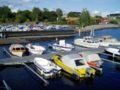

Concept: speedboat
[[80, 52, 103, 68], [74, 36, 100, 48], [52, 54, 96, 80], [105, 47, 120, 60], [26, 43, 46, 55], [101, 35, 120, 46], [51, 40, 74, 51], [9, 44, 29, 57], [34, 57, 61, 79]]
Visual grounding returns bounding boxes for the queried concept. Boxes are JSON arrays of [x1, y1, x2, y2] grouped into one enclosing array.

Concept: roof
[[61, 54, 85, 68], [10, 44, 24, 48]]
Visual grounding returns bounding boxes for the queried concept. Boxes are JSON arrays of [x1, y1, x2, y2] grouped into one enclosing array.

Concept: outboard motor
[[86, 68, 93, 77], [23, 48, 30, 56]]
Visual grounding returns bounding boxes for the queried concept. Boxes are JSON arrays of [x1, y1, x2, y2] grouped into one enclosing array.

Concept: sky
[[0, 0, 120, 16]]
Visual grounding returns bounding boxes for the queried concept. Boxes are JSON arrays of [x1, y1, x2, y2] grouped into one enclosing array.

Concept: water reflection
[[61, 71, 94, 87]]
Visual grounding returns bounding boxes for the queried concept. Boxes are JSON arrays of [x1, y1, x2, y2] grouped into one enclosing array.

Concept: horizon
[[0, 0, 120, 17]]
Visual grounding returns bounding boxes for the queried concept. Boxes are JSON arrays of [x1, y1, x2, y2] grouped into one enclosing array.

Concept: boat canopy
[[61, 54, 87, 68]]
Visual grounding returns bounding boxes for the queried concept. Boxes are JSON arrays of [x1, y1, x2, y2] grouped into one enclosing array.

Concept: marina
[[0, 0, 120, 89], [1, 28, 120, 89]]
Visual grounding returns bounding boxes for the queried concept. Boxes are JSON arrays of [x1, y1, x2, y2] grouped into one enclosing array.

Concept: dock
[[0, 30, 75, 45], [0, 46, 105, 66]]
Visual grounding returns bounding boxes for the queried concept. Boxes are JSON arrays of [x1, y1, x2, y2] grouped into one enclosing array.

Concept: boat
[[79, 52, 103, 68], [100, 35, 120, 46], [74, 36, 100, 48], [26, 43, 46, 55], [9, 44, 29, 57], [34, 57, 61, 79], [51, 40, 74, 51], [52, 54, 96, 80], [105, 47, 120, 60]]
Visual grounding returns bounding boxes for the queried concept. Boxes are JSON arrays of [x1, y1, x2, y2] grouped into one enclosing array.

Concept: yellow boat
[[52, 54, 96, 79]]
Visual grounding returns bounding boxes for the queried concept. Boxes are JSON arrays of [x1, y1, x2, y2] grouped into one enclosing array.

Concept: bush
[[110, 20, 118, 24]]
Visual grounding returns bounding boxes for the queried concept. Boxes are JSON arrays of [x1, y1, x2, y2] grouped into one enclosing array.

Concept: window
[[16, 48, 20, 50], [21, 48, 25, 50], [75, 59, 84, 66]]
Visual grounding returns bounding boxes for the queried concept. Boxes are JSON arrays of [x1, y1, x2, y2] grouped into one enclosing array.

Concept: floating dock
[[0, 46, 105, 66]]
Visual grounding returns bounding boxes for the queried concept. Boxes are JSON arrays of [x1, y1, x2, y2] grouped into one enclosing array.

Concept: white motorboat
[[26, 43, 46, 55], [105, 47, 120, 60], [101, 36, 120, 46], [9, 44, 29, 57], [80, 52, 103, 68], [105, 47, 120, 54], [34, 57, 61, 79], [52, 40, 74, 51], [74, 36, 100, 48]]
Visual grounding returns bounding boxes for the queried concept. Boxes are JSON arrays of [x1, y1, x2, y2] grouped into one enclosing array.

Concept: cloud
[[92, 10, 109, 17], [22, 0, 38, 2]]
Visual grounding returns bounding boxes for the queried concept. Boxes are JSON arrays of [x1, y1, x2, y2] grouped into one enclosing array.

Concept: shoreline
[[76, 24, 120, 32]]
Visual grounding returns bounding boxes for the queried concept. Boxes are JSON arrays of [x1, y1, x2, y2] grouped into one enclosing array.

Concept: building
[[107, 13, 120, 19]]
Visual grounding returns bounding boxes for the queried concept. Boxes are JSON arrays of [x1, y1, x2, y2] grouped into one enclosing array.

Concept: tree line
[[0, 6, 103, 25]]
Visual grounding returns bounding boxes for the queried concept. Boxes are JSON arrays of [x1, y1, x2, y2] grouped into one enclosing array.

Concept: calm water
[[1, 28, 120, 90]]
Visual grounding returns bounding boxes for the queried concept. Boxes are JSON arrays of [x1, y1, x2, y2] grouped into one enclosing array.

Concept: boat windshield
[[75, 59, 84, 66]]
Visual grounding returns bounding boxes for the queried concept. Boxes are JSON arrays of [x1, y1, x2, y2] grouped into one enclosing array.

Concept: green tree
[[79, 8, 91, 26], [67, 12, 81, 17], [0, 6, 13, 23], [31, 7, 42, 22]]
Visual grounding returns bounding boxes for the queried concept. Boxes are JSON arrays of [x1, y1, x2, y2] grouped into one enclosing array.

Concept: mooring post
[[112, 53, 115, 63], [3, 80, 11, 90], [22, 63, 49, 86]]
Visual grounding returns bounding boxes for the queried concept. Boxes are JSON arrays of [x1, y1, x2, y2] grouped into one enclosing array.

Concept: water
[[1, 28, 120, 90]]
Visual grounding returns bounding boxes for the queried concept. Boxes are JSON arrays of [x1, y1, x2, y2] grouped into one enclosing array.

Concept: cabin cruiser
[[52, 54, 96, 79], [9, 44, 29, 57], [74, 36, 100, 48], [26, 43, 46, 55], [79, 52, 103, 68], [105, 47, 120, 60], [51, 40, 74, 51], [34, 57, 61, 79]]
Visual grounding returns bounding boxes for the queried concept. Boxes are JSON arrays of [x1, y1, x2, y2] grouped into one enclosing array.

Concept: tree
[[56, 8, 63, 17], [56, 8, 63, 24], [94, 15, 103, 19], [67, 12, 81, 17], [79, 8, 91, 26], [31, 7, 42, 22], [0, 6, 13, 23], [15, 11, 26, 23]]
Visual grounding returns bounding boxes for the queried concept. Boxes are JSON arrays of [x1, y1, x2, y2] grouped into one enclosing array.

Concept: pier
[[0, 30, 75, 45], [0, 46, 105, 66]]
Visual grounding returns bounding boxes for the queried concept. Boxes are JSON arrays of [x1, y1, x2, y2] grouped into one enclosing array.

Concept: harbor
[[0, 27, 120, 89], [0, 0, 120, 89]]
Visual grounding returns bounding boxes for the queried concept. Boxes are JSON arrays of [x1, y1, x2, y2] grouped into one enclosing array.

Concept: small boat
[[26, 43, 46, 55], [80, 52, 103, 68], [52, 54, 96, 80], [101, 35, 120, 46], [34, 57, 61, 79], [105, 47, 120, 60], [51, 40, 74, 51], [74, 36, 100, 48], [9, 44, 29, 57]]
